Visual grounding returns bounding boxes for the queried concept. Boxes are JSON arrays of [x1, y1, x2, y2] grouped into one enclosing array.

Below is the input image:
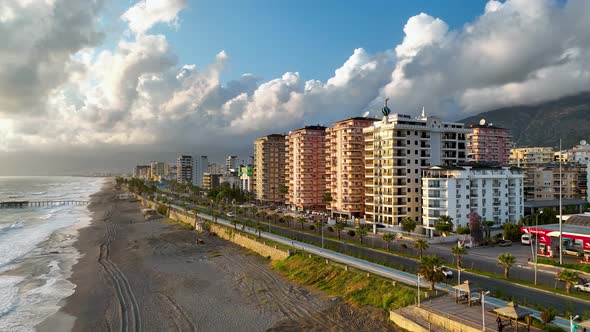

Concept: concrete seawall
[[209, 224, 290, 261]]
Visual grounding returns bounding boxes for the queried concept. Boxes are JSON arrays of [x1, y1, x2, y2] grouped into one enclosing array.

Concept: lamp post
[[571, 315, 579, 332], [535, 210, 542, 285], [482, 290, 490, 332], [560, 138, 563, 265]]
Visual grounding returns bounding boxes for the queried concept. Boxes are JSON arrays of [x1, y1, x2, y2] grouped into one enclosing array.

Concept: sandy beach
[[37, 180, 397, 331]]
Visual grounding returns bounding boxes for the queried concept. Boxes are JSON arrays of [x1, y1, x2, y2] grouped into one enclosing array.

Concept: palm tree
[[497, 253, 516, 279], [414, 239, 429, 259], [356, 227, 368, 244], [297, 217, 306, 230], [334, 222, 345, 240], [418, 255, 444, 290], [556, 269, 579, 294], [382, 233, 395, 250], [284, 215, 293, 228], [314, 220, 323, 234], [435, 215, 453, 236], [451, 245, 467, 269], [401, 217, 417, 234]]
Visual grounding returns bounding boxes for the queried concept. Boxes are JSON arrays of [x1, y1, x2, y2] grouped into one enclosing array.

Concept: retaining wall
[[209, 224, 290, 261], [389, 311, 428, 332], [412, 306, 481, 332]]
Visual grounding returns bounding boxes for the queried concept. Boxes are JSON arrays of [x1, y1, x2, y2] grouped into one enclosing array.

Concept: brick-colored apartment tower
[[467, 124, 512, 164], [326, 117, 378, 219], [254, 134, 286, 203], [286, 126, 327, 211]]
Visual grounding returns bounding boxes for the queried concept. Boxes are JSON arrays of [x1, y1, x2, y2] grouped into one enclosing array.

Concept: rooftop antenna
[[421, 106, 426, 118], [362, 111, 370, 118], [479, 118, 486, 126]]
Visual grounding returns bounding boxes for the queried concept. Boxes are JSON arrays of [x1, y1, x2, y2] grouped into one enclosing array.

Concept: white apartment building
[[422, 165, 524, 234], [363, 110, 470, 226]]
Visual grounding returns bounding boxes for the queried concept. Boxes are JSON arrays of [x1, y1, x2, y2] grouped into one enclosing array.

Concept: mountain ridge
[[459, 92, 590, 148]]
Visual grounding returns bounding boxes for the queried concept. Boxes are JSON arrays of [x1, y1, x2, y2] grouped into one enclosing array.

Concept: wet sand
[[38, 181, 397, 331]]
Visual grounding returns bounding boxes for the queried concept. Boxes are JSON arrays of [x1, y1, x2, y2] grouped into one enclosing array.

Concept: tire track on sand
[[98, 205, 142, 332]]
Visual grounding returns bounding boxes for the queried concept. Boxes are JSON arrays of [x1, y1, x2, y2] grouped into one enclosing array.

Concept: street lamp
[[458, 267, 463, 286], [481, 290, 490, 332], [571, 315, 579, 332], [535, 210, 543, 285], [417, 274, 422, 307]]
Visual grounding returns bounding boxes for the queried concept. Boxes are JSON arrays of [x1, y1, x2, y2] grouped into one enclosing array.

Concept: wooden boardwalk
[[0, 200, 89, 209]]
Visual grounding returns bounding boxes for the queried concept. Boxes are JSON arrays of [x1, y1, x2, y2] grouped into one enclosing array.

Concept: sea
[[0, 176, 105, 331]]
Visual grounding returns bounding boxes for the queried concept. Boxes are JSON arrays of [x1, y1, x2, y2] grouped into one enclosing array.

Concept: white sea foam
[[0, 176, 105, 331]]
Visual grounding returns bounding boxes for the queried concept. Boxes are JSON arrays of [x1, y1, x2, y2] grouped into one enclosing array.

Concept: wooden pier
[[0, 200, 90, 209]]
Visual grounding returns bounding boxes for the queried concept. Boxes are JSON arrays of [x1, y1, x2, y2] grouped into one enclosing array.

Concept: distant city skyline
[[2, 0, 590, 175]]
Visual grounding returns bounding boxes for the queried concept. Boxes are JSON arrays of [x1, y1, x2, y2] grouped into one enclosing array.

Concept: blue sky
[[158, 0, 489, 83]]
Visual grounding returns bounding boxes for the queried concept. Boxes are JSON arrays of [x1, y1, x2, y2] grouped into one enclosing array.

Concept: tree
[[356, 227, 368, 244], [503, 223, 521, 241], [284, 215, 293, 227], [497, 253, 516, 279], [414, 239, 429, 259], [334, 222, 345, 240], [556, 269, 579, 294], [468, 212, 483, 244], [314, 220, 323, 234], [401, 217, 417, 234], [297, 217, 306, 230], [322, 192, 332, 208], [451, 245, 467, 269], [482, 221, 495, 240], [256, 223, 264, 238], [435, 216, 453, 236], [540, 308, 556, 325], [418, 255, 444, 290], [382, 233, 395, 250]]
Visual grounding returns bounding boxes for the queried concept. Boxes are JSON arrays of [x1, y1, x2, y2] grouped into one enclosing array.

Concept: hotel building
[[422, 165, 524, 233], [254, 134, 287, 203], [326, 117, 378, 219], [286, 126, 327, 211], [467, 123, 512, 164], [363, 110, 470, 226], [176, 155, 193, 185]]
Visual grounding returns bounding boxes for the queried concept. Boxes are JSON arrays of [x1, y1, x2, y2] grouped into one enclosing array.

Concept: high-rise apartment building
[[225, 156, 238, 175], [133, 165, 151, 180], [196, 156, 208, 187], [467, 123, 512, 164], [326, 117, 377, 219], [203, 173, 222, 190], [254, 134, 286, 202], [150, 161, 169, 181], [286, 126, 327, 211], [524, 163, 588, 202], [176, 155, 193, 185], [510, 147, 555, 167], [422, 165, 524, 234], [363, 111, 469, 226]]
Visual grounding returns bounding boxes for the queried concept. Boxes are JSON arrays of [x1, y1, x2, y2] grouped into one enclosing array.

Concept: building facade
[[570, 140, 590, 164], [203, 173, 222, 190], [150, 161, 169, 181], [422, 165, 524, 232], [326, 117, 377, 219], [196, 156, 208, 187], [467, 124, 512, 164], [176, 155, 193, 185], [133, 165, 151, 180], [524, 163, 588, 202], [225, 156, 238, 175], [254, 134, 286, 203], [238, 164, 254, 192], [286, 126, 327, 211], [363, 111, 469, 226], [510, 147, 555, 167]]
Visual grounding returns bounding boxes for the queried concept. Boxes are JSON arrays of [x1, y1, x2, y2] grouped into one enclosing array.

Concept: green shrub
[[347, 230, 356, 237], [327, 226, 334, 232]]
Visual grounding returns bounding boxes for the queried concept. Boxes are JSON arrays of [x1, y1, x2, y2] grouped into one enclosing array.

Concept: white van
[[521, 233, 532, 245]]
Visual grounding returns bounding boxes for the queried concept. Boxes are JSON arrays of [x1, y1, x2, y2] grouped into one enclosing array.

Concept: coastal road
[[191, 211, 585, 330]]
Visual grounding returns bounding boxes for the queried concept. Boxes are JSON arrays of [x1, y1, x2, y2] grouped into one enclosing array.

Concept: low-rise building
[[510, 147, 555, 167], [422, 165, 524, 234], [238, 164, 254, 193]]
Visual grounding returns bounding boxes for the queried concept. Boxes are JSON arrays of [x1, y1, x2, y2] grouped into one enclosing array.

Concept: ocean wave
[[0, 276, 22, 318], [39, 214, 53, 221], [7, 195, 24, 199], [0, 222, 24, 233], [31, 192, 46, 196]]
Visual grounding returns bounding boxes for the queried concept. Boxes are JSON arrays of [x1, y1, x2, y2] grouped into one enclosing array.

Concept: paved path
[[194, 211, 574, 330]]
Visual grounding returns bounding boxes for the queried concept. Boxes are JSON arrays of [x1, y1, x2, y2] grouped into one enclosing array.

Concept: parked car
[[564, 247, 583, 257], [574, 283, 590, 293], [498, 240, 513, 247], [439, 266, 453, 279], [521, 234, 532, 245], [226, 212, 235, 217]]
